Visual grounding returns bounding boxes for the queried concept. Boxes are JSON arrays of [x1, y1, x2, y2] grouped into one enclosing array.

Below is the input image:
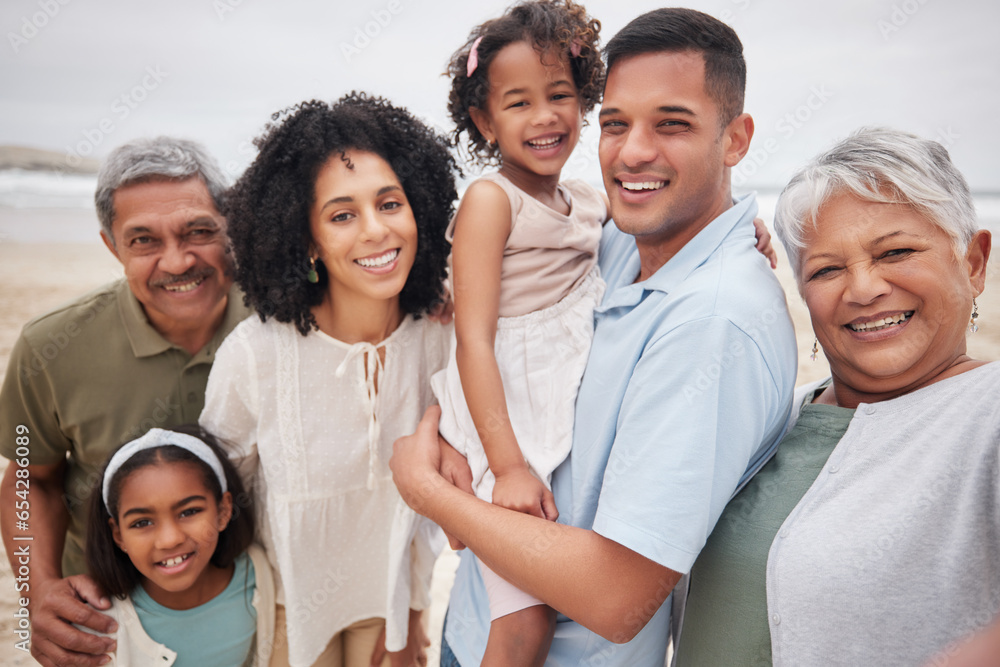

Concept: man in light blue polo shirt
[[390, 8, 796, 666]]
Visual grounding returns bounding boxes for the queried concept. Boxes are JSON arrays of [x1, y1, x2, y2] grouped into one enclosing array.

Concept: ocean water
[[0, 170, 997, 244], [752, 190, 1000, 235], [0, 170, 97, 209]]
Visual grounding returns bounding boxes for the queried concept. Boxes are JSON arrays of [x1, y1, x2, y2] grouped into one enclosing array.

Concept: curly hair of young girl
[[446, 0, 604, 166]]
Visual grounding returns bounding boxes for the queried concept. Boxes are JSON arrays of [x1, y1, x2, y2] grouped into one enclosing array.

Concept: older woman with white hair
[[674, 127, 998, 667]]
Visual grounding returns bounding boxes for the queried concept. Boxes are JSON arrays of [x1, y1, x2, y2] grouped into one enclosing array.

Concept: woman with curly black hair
[[199, 93, 457, 667]]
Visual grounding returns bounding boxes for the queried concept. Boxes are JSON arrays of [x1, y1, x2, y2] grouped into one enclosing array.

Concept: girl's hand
[[427, 280, 454, 325], [370, 610, 430, 667], [752, 217, 778, 269], [491, 467, 558, 521]]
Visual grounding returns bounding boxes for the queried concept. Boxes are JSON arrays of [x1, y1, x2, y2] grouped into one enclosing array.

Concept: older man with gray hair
[[0, 136, 251, 666]]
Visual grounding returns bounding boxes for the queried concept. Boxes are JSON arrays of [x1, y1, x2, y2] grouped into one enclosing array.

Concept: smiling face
[[111, 460, 233, 609], [470, 41, 583, 188], [103, 177, 232, 343], [599, 50, 751, 275], [309, 151, 418, 316], [800, 192, 990, 402]]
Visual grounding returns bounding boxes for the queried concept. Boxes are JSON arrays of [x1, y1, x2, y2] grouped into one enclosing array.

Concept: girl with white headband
[[84, 425, 274, 666]]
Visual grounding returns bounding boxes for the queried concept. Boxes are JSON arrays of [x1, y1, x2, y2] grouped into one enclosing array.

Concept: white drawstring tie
[[335, 341, 386, 490]]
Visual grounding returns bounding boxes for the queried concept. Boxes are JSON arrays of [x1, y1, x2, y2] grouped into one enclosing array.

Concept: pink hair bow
[[467, 36, 484, 77]]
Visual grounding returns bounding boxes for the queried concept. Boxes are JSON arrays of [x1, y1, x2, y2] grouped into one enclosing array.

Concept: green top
[[0, 279, 251, 575], [674, 386, 854, 666]]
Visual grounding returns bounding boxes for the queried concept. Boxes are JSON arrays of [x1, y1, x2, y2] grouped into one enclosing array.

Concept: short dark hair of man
[[604, 8, 746, 127]]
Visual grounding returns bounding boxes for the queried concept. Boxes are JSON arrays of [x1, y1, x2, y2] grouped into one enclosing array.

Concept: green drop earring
[[306, 257, 319, 284]]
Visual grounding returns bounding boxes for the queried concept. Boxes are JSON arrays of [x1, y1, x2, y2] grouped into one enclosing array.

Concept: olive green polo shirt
[[0, 278, 252, 576]]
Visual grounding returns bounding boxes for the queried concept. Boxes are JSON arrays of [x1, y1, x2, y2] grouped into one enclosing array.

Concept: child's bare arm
[[451, 181, 557, 521]]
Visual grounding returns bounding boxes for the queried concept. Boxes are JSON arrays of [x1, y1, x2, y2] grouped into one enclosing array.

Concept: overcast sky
[[1, 0, 997, 191]]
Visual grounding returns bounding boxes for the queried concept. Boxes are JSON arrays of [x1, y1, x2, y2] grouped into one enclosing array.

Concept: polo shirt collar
[[118, 280, 245, 362], [199, 284, 251, 364], [118, 280, 172, 358], [600, 193, 757, 312]]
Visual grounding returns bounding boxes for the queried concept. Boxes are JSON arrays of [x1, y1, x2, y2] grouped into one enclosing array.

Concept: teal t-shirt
[[675, 388, 854, 666], [132, 552, 257, 667]]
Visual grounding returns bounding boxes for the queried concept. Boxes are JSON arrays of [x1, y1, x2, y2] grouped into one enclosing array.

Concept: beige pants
[[269, 604, 390, 667]]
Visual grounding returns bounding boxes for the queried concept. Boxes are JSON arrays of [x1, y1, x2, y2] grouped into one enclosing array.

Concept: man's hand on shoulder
[[30, 574, 116, 667]]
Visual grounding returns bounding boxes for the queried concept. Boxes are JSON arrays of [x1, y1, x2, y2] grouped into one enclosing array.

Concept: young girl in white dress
[[200, 93, 457, 667], [432, 3, 608, 665]]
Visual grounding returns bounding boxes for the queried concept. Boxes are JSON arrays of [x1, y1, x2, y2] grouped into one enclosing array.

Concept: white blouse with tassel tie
[[200, 314, 451, 665]]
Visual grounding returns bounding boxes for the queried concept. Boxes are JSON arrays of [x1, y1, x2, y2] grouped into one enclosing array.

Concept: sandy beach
[[1, 210, 998, 664]]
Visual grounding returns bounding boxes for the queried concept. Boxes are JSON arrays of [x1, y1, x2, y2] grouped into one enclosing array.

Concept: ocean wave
[[1, 170, 997, 235], [0, 169, 97, 208]]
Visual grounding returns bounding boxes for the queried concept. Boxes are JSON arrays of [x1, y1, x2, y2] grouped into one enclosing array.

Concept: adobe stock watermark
[[733, 84, 834, 187], [877, 0, 931, 40], [926, 592, 1000, 666], [340, 0, 403, 63], [7, 0, 72, 54], [63, 65, 169, 169], [931, 125, 958, 148], [223, 135, 257, 181], [57, 391, 188, 514], [681, 295, 790, 403], [19, 290, 117, 386], [287, 567, 351, 627], [213, 0, 245, 21], [718, 0, 752, 24]]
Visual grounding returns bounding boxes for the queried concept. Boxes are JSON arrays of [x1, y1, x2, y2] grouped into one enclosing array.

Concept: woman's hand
[[491, 466, 558, 521], [369, 610, 430, 667]]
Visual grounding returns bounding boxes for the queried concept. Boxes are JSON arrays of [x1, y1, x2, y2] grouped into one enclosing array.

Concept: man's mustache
[[149, 267, 214, 287]]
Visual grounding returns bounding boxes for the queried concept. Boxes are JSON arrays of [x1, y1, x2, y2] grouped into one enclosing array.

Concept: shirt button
[[772, 614, 781, 625], [864, 405, 876, 415], [829, 465, 839, 473], [779, 529, 789, 538], [187, 392, 198, 403]]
